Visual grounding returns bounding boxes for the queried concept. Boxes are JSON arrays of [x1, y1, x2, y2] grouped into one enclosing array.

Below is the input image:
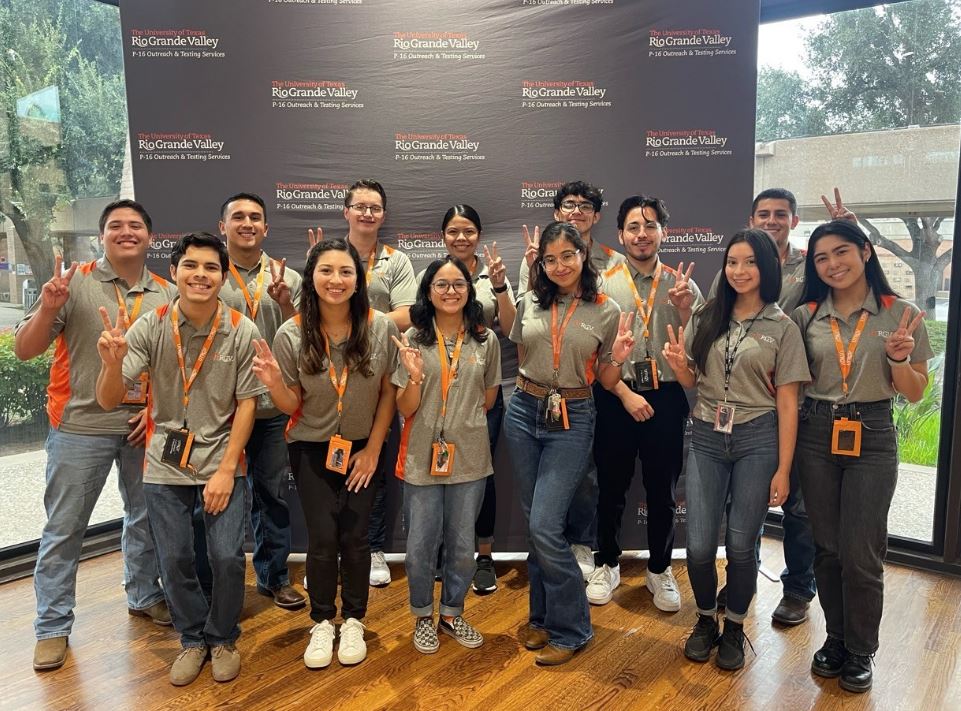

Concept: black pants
[[289, 439, 381, 623], [593, 381, 689, 573]]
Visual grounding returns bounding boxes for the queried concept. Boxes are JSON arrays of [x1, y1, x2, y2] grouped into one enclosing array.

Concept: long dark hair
[[410, 256, 488, 346], [530, 221, 599, 308], [690, 229, 781, 375], [799, 220, 898, 309], [299, 238, 373, 377]]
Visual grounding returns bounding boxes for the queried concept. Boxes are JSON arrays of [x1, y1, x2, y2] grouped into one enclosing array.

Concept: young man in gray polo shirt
[[15, 199, 173, 672], [96, 232, 264, 686], [219, 192, 305, 610]]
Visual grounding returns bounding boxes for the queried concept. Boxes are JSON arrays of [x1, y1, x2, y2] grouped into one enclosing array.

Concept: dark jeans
[[246, 414, 293, 591], [143, 482, 247, 648], [475, 386, 505, 543], [686, 413, 779, 623], [367, 414, 399, 552], [289, 439, 381, 622], [593, 381, 689, 573], [796, 398, 898, 656], [780, 458, 817, 601]]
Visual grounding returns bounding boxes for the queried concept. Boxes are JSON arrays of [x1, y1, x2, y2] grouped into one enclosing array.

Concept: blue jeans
[[404, 479, 486, 617], [686, 413, 779, 623], [34, 429, 165, 639], [565, 459, 598, 549], [504, 390, 594, 650], [780, 458, 817, 601], [246, 414, 292, 591], [144, 482, 247, 648]]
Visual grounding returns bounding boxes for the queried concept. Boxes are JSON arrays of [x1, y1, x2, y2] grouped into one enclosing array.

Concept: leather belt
[[516, 375, 591, 400]]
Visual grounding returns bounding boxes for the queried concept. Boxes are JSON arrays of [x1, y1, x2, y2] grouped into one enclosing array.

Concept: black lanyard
[[722, 308, 763, 399]]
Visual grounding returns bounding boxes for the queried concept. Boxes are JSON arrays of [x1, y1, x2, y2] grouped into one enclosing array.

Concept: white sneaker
[[337, 618, 367, 665], [304, 620, 334, 668], [646, 568, 681, 612], [303, 575, 308, 590], [586, 564, 621, 605], [369, 551, 391, 587], [571, 544, 595, 581]]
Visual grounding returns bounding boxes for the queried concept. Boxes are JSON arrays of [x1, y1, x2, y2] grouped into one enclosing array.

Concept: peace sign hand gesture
[[885, 308, 925, 363], [522, 225, 540, 268], [251, 338, 283, 389], [483, 241, 507, 288], [667, 261, 696, 311], [267, 258, 292, 308], [96, 306, 128, 367], [821, 187, 858, 223], [612, 311, 636, 364], [40, 254, 79, 312], [307, 226, 324, 258], [662, 324, 688, 374], [391, 333, 424, 384]]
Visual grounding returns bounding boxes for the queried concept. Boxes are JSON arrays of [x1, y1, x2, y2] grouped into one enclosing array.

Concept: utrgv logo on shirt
[[578, 322, 595, 332], [874, 330, 893, 338], [758, 334, 776, 344], [212, 352, 234, 362]]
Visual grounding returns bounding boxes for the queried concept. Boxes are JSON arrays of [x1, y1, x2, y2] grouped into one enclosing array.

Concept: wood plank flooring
[[1, 539, 959, 711]]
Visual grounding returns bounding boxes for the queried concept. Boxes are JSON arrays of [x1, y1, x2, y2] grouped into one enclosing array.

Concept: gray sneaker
[[210, 643, 240, 682], [169, 645, 207, 686], [438, 616, 484, 649], [413, 616, 440, 654]]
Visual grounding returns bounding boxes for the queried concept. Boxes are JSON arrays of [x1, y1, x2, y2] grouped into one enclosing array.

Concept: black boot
[[811, 637, 847, 678], [839, 653, 873, 693], [716, 619, 751, 671], [684, 614, 720, 662]]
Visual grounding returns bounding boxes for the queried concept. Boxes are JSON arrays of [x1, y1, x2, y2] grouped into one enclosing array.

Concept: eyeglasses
[[431, 279, 470, 294], [347, 204, 384, 215], [558, 200, 596, 215], [541, 250, 582, 269]]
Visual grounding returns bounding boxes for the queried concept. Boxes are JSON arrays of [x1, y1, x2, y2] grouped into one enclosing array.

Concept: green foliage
[[755, 68, 826, 141], [923, 318, 947, 356], [0, 332, 51, 426], [898, 413, 941, 467], [894, 353, 944, 466]]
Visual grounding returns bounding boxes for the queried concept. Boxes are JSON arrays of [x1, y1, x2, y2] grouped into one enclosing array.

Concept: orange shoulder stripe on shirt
[[595, 293, 609, 305], [79, 260, 97, 276], [149, 273, 170, 287], [368, 308, 375, 323], [807, 301, 818, 314], [661, 264, 679, 276], [46, 334, 71, 429], [155, 303, 171, 319], [879, 294, 897, 310], [384, 244, 396, 255], [229, 307, 243, 328], [292, 313, 302, 326], [603, 263, 626, 279]]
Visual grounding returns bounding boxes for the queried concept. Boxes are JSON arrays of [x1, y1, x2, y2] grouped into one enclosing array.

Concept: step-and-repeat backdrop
[[120, 0, 759, 552]]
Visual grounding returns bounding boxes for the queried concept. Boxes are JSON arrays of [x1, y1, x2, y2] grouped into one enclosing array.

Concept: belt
[[516, 375, 591, 400], [803, 397, 892, 418]]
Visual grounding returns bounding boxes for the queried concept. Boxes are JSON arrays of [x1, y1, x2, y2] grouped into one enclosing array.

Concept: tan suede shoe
[[33, 637, 68, 671]]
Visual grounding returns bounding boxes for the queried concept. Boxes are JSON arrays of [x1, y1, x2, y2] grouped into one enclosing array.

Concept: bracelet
[[609, 354, 624, 368], [408, 376, 424, 386], [492, 283, 509, 294], [886, 354, 909, 366]]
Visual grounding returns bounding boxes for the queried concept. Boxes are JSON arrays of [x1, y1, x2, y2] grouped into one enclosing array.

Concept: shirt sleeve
[[509, 294, 527, 345], [272, 322, 301, 387], [121, 314, 152, 386], [517, 260, 530, 294], [15, 295, 68, 343], [774, 318, 812, 386], [707, 270, 721, 301], [689, 277, 706, 312], [598, 297, 623, 357], [235, 320, 268, 399], [384, 317, 401, 374], [388, 254, 417, 309], [484, 330, 502, 388], [288, 270, 303, 311]]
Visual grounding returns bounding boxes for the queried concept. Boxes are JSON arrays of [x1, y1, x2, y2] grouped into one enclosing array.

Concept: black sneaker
[[839, 653, 873, 693], [684, 614, 720, 662], [716, 585, 727, 610], [716, 619, 753, 671], [811, 637, 847, 678], [472, 555, 497, 594]]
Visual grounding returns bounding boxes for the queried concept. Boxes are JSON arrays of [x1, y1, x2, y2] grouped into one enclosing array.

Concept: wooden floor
[[2, 540, 959, 711]]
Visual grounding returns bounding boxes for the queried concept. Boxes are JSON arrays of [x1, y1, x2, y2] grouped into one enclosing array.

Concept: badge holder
[[430, 434, 455, 476], [714, 403, 735, 434], [123, 373, 150, 405], [634, 358, 659, 392], [831, 417, 862, 457], [544, 391, 570, 431], [162, 425, 195, 471], [326, 434, 352, 475]]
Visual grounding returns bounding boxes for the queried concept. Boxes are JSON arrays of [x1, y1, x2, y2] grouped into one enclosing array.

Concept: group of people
[[16, 179, 929, 696]]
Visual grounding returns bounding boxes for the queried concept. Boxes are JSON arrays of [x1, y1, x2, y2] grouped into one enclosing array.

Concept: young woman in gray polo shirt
[[504, 221, 634, 666], [251, 238, 398, 670], [791, 220, 932, 693], [392, 256, 502, 654], [663, 229, 809, 671]]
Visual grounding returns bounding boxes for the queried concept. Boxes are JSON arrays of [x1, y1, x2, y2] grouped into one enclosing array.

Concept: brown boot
[[33, 637, 68, 671], [128, 600, 173, 625], [535, 644, 579, 666], [522, 625, 549, 650]]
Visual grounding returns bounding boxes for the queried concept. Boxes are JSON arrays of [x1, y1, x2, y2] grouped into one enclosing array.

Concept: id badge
[[634, 359, 659, 392], [122, 373, 149, 405], [714, 403, 735, 433], [430, 439, 456, 476], [326, 434, 352, 475], [161, 428, 195, 471], [831, 417, 862, 457], [544, 392, 570, 431]]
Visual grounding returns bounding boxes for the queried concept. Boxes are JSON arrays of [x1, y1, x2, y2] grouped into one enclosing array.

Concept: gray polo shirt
[[122, 298, 266, 485], [509, 291, 621, 389], [707, 243, 807, 313], [391, 327, 501, 486], [366, 243, 417, 314], [517, 242, 626, 294], [600, 258, 704, 384], [220, 250, 303, 418], [416, 258, 515, 332], [273, 310, 399, 443], [16, 257, 175, 435], [791, 291, 933, 403], [688, 302, 809, 425]]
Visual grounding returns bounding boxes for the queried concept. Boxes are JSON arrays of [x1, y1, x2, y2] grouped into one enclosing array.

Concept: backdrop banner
[[120, 0, 760, 553]]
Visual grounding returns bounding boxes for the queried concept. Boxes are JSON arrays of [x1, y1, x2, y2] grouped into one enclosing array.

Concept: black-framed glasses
[[541, 250, 582, 269], [348, 204, 384, 215], [558, 200, 596, 214], [431, 279, 470, 293]]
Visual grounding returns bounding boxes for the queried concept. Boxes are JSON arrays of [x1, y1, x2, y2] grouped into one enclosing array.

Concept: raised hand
[[251, 338, 283, 388], [40, 254, 79, 312], [522, 225, 540, 267], [662, 324, 688, 374], [820, 187, 858, 223], [266, 258, 292, 307], [885, 308, 925, 363], [96, 306, 127, 366], [307, 226, 324, 257], [612, 311, 636, 363], [483, 241, 507, 289], [667, 261, 696, 311], [391, 333, 424, 383]]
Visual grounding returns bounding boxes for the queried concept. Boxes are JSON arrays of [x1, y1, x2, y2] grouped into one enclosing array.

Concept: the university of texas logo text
[[274, 181, 350, 213], [392, 32, 485, 62], [521, 80, 611, 109], [129, 29, 225, 60], [520, 181, 565, 210], [394, 133, 485, 163], [148, 232, 187, 261], [659, 227, 726, 257], [270, 80, 364, 110], [135, 132, 230, 163], [644, 129, 732, 158], [648, 27, 737, 59], [396, 232, 446, 262]]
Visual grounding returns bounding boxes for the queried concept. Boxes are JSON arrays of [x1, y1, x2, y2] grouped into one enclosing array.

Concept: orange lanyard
[[435, 324, 465, 421], [112, 283, 144, 329], [830, 310, 870, 398], [228, 254, 268, 319], [170, 303, 222, 423], [550, 297, 580, 385], [365, 248, 378, 286], [322, 328, 350, 432]]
